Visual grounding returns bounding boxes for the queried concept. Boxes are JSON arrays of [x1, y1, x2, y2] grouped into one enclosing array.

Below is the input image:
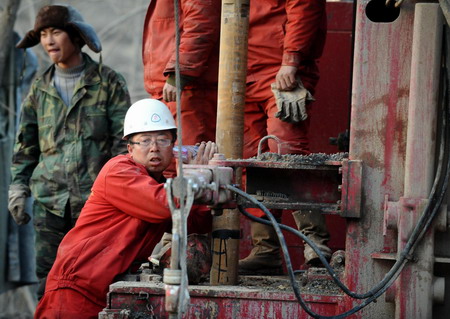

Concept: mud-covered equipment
[[122, 98, 176, 139]]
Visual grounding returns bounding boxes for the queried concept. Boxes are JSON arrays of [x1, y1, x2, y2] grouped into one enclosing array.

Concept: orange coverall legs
[[164, 87, 218, 145], [244, 78, 311, 219]]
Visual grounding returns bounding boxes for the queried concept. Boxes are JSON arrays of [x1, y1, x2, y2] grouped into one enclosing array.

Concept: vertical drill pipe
[[211, 0, 250, 286], [403, 7, 442, 198], [347, 1, 414, 316], [396, 4, 443, 319]]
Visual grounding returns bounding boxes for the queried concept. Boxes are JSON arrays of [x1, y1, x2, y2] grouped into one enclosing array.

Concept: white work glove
[[271, 77, 315, 123], [8, 184, 31, 225]]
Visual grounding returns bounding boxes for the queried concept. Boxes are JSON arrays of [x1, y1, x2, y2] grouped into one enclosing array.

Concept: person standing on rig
[[142, 0, 221, 145], [239, 0, 332, 275]]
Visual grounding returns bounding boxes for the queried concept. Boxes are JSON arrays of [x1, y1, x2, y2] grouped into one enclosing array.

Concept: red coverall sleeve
[[187, 205, 213, 234], [164, 0, 221, 78], [101, 160, 213, 230], [282, 0, 327, 67], [103, 162, 172, 223]]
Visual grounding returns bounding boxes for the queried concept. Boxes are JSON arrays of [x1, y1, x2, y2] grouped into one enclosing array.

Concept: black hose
[[228, 185, 329, 319]]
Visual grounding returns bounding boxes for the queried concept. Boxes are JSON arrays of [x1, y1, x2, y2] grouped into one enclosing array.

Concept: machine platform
[[100, 269, 346, 319]]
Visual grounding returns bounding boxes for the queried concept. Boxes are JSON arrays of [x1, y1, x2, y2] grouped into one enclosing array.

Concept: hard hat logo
[[122, 99, 176, 140], [151, 114, 162, 123]]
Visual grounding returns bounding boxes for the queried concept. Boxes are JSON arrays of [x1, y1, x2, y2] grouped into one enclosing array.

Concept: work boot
[[292, 210, 332, 267], [238, 221, 283, 275]]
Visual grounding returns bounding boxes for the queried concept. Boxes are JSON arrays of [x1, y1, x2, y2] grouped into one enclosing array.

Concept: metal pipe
[[396, 4, 443, 318], [403, 7, 441, 198], [211, 0, 249, 286]]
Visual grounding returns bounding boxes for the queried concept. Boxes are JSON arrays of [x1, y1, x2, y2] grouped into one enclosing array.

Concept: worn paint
[[346, 0, 415, 317], [101, 281, 346, 319]]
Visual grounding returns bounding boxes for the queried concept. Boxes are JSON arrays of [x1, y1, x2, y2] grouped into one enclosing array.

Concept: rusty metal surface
[[210, 154, 360, 217], [391, 5, 444, 318], [346, 0, 416, 317], [340, 160, 362, 218], [210, 152, 348, 169], [394, 199, 435, 318], [215, 0, 249, 159], [212, 0, 250, 286], [100, 280, 346, 319], [243, 166, 341, 212]]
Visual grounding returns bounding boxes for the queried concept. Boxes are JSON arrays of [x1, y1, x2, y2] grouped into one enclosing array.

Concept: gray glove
[[271, 77, 315, 123], [8, 184, 31, 225]]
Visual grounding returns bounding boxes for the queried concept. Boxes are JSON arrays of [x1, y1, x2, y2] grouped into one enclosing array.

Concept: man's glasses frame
[[129, 138, 172, 148]]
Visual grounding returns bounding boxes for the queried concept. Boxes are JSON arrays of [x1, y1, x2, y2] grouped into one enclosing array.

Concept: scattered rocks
[[254, 152, 349, 165], [238, 270, 344, 296]]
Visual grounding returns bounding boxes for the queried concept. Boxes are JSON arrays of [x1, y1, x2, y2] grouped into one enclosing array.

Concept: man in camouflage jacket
[[8, 5, 130, 297]]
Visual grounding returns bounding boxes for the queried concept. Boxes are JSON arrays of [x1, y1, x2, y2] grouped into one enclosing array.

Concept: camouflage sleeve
[[106, 70, 131, 156], [10, 88, 40, 186]]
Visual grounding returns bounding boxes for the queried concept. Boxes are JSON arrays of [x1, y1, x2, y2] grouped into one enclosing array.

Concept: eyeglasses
[[129, 138, 172, 148]]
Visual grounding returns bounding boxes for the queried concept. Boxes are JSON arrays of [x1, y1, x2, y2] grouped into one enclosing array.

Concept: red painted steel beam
[[346, 0, 415, 317], [100, 281, 346, 319]]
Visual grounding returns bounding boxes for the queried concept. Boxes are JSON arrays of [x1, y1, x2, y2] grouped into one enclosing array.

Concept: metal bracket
[[340, 159, 363, 218]]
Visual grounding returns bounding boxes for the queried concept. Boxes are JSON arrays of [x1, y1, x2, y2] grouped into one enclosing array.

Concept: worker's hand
[[275, 65, 298, 91], [271, 76, 315, 123], [8, 184, 31, 225], [163, 82, 177, 102], [189, 141, 217, 165]]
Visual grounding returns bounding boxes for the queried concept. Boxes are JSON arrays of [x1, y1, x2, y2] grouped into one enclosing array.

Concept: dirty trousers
[[160, 87, 217, 145]]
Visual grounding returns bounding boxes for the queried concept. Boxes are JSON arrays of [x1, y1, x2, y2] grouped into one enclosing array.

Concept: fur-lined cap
[[16, 5, 102, 53]]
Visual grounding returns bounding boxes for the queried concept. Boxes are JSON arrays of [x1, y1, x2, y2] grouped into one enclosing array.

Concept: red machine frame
[[100, 1, 450, 318]]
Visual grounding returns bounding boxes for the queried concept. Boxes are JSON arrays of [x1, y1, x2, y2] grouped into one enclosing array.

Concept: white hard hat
[[123, 99, 176, 139]]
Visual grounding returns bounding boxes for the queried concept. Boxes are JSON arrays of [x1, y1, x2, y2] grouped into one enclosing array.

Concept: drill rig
[[100, 1, 450, 318]]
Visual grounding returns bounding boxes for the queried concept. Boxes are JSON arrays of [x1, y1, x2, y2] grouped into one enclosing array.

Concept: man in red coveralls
[[142, 0, 221, 145], [239, 0, 332, 275], [142, 0, 221, 266], [34, 99, 216, 318]]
